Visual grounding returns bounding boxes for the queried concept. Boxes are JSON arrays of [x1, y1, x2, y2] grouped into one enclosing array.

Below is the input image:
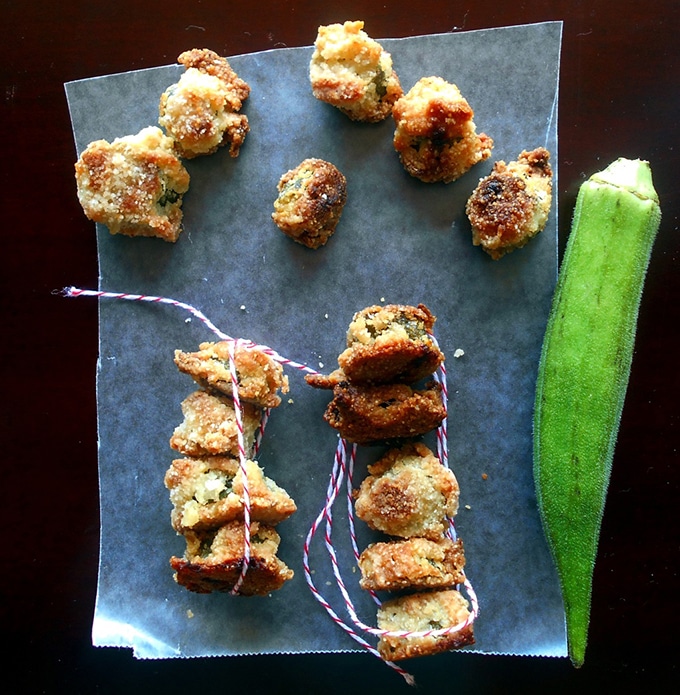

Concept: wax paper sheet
[[65, 21, 566, 660]]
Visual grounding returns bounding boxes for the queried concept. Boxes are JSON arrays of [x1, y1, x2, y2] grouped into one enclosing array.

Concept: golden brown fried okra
[[309, 20, 403, 123], [159, 48, 250, 159], [169, 390, 261, 457], [170, 520, 294, 595], [392, 76, 493, 183], [272, 158, 347, 249], [322, 380, 446, 444], [358, 536, 466, 592], [174, 342, 289, 408], [465, 147, 553, 259], [354, 442, 459, 540], [376, 589, 475, 660], [336, 304, 444, 385], [74, 126, 190, 242], [164, 456, 297, 533]]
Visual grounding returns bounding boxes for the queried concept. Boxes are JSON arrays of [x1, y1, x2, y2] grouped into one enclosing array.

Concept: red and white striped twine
[[61, 287, 319, 375], [62, 287, 478, 683], [226, 337, 252, 596]]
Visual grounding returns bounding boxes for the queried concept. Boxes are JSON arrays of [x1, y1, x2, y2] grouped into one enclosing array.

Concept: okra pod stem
[[533, 158, 661, 667]]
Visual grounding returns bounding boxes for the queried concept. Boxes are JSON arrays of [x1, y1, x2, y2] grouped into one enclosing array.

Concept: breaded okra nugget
[[74, 126, 190, 242], [169, 390, 261, 458], [165, 456, 297, 533], [465, 147, 553, 259], [376, 589, 475, 660], [337, 303, 444, 385], [174, 342, 289, 408], [159, 48, 250, 158], [392, 76, 493, 183], [170, 520, 294, 595], [354, 443, 459, 540], [322, 380, 446, 444], [309, 20, 403, 122], [358, 536, 466, 592], [272, 158, 347, 249]]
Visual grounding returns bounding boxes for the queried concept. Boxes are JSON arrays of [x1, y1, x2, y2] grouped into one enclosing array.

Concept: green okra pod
[[533, 158, 661, 667]]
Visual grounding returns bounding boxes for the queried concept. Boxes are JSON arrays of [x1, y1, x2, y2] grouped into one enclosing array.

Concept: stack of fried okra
[[165, 341, 296, 596], [307, 304, 475, 659]]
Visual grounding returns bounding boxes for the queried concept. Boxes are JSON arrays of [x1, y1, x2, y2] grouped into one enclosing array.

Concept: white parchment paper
[[65, 21, 566, 660]]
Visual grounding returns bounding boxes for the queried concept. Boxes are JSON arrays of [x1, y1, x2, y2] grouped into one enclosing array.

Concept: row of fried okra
[[165, 341, 295, 596], [307, 304, 475, 661]]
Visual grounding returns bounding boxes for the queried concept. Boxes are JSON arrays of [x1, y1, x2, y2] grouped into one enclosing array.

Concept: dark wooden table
[[3, 1, 677, 692]]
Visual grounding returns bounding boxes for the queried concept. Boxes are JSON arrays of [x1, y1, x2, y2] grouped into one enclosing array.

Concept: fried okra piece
[[376, 589, 475, 660], [169, 390, 261, 457], [322, 381, 446, 444], [465, 147, 553, 259], [164, 456, 297, 533], [335, 304, 444, 385], [358, 536, 466, 592], [354, 443, 459, 540], [309, 20, 403, 123], [174, 342, 289, 408], [392, 76, 493, 183], [272, 158, 347, 249], [159, 48, 250, 158], [170, 520, 294, 595], [74, 126, 190, 242]]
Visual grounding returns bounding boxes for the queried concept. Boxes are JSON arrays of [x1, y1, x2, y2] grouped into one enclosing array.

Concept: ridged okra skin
[[533, 159, 661, 667]]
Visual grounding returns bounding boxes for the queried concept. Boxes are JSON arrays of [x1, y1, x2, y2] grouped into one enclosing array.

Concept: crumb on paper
[[240, 304, 246, 311], [482, 473, 488, 480], [465, 504, 471, 510], [187, 609, 194, 619], [454, 348, 465, 358], [287, 398, 295, 404]]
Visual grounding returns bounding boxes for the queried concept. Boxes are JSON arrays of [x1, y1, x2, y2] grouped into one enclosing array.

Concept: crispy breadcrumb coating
[[359, 536, 466, 591], [159, 48, 250, 159], [272, 158, 347, 249], [304, 368, 347, 390], [336, 304, 444, 385], [74, 126, 190, 242], [309, 20, 403, 122], [170, 520, 294, 595], [322, 380, 446, 444], [169, 390, 261, 457], [465, 147, 553, 259], [376, 589, 475, 660], [165, 456, 297, 532], [354, 443, 459, 539], [174, 342, 289, 408], [392, 76, 493, 183]]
